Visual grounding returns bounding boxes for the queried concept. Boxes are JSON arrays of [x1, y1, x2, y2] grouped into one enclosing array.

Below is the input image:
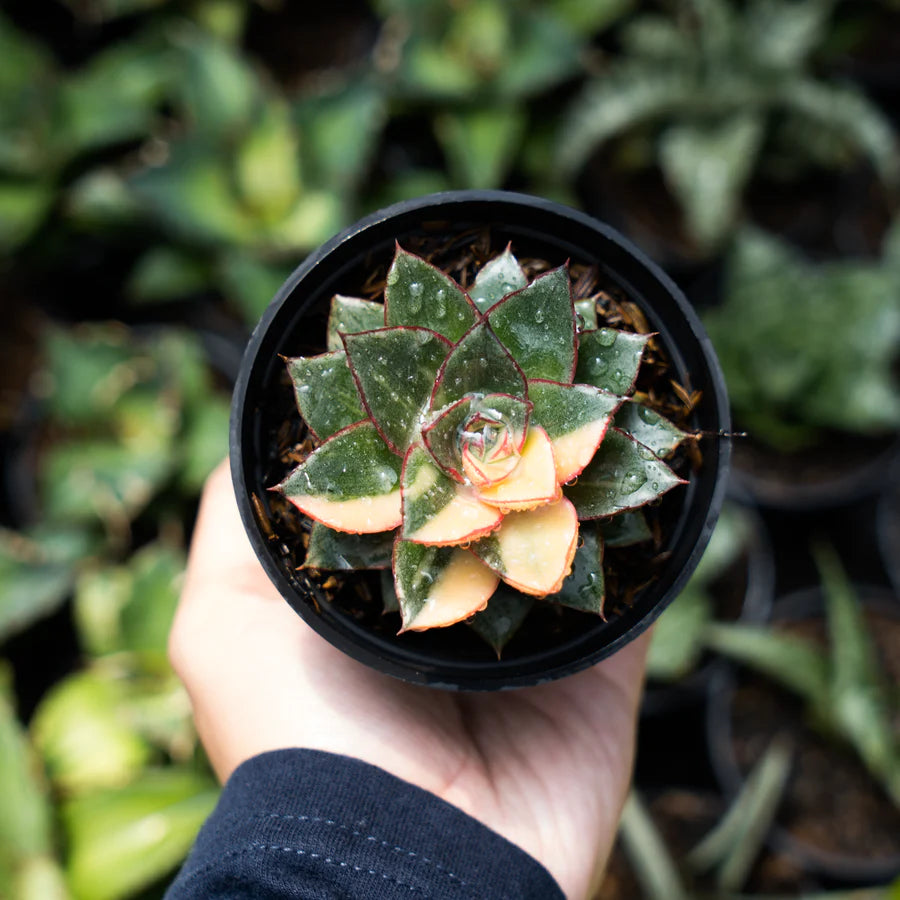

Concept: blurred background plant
[[1, 0, 899, 897]]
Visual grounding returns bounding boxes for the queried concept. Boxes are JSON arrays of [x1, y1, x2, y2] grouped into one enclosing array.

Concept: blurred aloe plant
[[704, 544, 900, 807], [557, 0, 900, 253], [703, 224, 900, 451], [613, 749, 900, 900], [647, 503, 755, 681]]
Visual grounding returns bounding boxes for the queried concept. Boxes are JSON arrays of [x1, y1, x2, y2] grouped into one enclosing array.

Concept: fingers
[[169, 458, 284, 680], [184, 459, 265, 585]]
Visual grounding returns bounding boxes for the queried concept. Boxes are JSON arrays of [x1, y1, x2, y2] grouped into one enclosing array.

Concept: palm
[[171, 464, 648, 899]]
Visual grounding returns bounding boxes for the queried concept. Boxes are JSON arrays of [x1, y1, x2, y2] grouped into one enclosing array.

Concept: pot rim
[[230, 189, 731, 690]]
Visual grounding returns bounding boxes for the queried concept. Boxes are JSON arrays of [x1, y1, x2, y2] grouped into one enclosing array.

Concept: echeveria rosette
[[275, 245, 688, 646]]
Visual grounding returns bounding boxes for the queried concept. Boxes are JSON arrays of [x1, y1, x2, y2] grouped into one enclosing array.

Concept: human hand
[[169, 461, 650, 899]]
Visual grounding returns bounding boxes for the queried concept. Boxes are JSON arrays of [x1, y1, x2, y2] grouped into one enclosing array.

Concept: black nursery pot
[[230, 191, 731, 690]]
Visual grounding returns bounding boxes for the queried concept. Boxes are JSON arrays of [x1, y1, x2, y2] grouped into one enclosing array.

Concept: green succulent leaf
[[690, 504, 751, 585], [31, 667, 153, 795], [343, 327, 451, 454], [0, 525, 95, 642], [614, 401, 688, 458], [487, 265, 576, 382], [565, 428, 685, 519], [557, 66, 695, 177], [277, 421, 402, 533], [779, 77, 899, 188], [74, 541, 185, 661], [286, 351, 365, 442], [469, 588, 534, 657], [0, 668, 54, 868], [470, 245, 528, 312], [530, 379, 622, 443], [544, 525, 605, 615], [0, 181, 54, 250], [401, 444, 501, 545], [575, 328, 651, 394], [128, 246, 212, 305], [235, 102, 301, 220], [575, 298, 599, 331], [41, 440, 172, 527], [175, 26, 260, 137], [326, 295, 385, 352], [295, 78, 386, 194], [218, 253, 294, 326], [63, 769, 218, 900], [385, 247, 477, 342], [703, 227, 900, 448], [601, 509, 652, 548], [432, 322, 527, 410], [393, 540, 497, 631], [305, 523, 394, 570]]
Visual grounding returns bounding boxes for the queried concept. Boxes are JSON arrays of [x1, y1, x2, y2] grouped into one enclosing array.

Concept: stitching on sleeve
[[258, 813, 470, 888], [248, 841, 423, 892]]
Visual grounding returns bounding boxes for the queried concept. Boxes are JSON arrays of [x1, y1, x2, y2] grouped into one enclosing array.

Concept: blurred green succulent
[[703, 224, 900, 450], [0, 12, 174, 252], [557, 0, 899, 253], [370, 0, 632, 196]]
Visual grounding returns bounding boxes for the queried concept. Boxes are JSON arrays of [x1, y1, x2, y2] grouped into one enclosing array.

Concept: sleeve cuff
[[166, 748, 565, 899]]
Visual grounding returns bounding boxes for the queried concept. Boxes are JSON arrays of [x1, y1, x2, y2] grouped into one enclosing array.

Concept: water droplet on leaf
[[597, 328, 616, 347]]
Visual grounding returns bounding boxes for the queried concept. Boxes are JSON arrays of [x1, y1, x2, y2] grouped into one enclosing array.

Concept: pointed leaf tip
[[565, 428, 686, 520], [575, 328, 650, 394], [487, 265, 576, 383], [277, 421, 402, 533], [385, 247, 477, 343], [471, 245, 527, 312]]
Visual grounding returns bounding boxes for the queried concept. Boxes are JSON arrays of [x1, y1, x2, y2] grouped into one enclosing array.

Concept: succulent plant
[[275, 245, 689, 647]]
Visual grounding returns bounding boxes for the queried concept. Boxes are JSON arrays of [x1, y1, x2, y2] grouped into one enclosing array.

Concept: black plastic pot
[[706, 587, 900, 885], [727, 434, 900, 512], [230, 190, 731, 690]]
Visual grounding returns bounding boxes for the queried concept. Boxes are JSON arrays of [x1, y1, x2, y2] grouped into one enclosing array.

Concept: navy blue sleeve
[[165, 748, 565, 899]]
